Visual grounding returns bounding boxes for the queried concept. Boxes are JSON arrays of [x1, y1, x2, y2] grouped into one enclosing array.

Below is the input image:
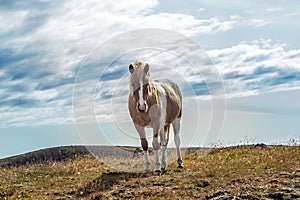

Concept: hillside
[[0, 146, 90, 168], [0, 145, 299, 199]]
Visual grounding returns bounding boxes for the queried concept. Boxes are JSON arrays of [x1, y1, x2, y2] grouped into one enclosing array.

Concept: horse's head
[[129, 61, 151, 113]]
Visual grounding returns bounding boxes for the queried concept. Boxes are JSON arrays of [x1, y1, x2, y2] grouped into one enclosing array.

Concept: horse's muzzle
[[137, 103, 147, 113]]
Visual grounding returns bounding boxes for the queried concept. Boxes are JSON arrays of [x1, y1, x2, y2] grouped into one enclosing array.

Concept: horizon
[[1, 141, 299, 160]]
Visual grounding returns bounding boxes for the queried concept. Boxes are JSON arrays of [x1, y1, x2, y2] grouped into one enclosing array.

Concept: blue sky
[[0, 0, 300, 158]]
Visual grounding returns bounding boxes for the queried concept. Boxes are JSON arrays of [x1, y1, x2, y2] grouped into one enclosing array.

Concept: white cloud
[[266, 7, 281, 12], [208, 39, 300, 98], [1, 0, 238, 90], [27, 89, 59, 100], [0, 106, 73, 128], [197, 8, 205, 12], [1, 0, 238, 49], [249, 19, 269, 27], [0, 10, 28, 35]]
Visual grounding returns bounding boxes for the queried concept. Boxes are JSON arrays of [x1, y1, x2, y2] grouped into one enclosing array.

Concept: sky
[[0, 0, 300, 158]]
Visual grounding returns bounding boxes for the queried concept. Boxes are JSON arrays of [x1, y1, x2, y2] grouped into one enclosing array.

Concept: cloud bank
[[0, 0, 299, 127], [209, 39, 300, 98]]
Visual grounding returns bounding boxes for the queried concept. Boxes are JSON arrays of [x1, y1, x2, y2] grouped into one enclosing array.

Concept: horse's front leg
[[149, 104, 164, 175], [134, 124, 151, 172]]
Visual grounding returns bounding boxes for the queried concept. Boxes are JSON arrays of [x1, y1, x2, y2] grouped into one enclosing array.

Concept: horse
[[128, 61, 184, 175]]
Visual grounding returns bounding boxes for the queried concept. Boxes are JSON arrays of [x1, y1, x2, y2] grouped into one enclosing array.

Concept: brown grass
[[0, 145, 299, 199]]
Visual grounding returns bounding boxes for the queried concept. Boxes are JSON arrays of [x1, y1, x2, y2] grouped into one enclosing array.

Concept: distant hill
[[0, 146, 90, 167], [0, 145, 197, 168], [0, 145, 147, 168]]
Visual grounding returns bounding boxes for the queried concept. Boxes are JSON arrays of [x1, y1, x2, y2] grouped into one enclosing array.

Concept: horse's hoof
[[153, 170, 162, 176], [177, 164, 184, 169], [161, 167, 166, 174]]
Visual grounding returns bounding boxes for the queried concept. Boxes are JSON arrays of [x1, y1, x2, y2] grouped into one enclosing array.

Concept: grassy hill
[[0, 145, 299, 199]]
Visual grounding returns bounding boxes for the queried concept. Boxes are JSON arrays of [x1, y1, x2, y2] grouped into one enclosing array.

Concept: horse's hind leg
[[161, 124, 170, 172], [172, 118, 184, 168]]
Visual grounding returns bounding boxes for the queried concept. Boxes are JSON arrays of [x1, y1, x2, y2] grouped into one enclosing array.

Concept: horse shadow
[[76, 171, 151, 198]]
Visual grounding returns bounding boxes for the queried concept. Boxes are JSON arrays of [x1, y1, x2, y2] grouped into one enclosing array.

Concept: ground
[[0, 145, 299, 199]]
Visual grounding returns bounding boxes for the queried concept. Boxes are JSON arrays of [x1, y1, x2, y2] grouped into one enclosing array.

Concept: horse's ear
[[144, 63, 149, 74], [129, 64, 134, 74]]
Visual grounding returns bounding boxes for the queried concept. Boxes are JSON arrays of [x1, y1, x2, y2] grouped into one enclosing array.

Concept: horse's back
[[154, 79, 182, 123], [154, 79, 182, 99]]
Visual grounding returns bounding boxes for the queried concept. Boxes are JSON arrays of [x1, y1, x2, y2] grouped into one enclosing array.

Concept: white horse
[[128, 61, 183, 175]]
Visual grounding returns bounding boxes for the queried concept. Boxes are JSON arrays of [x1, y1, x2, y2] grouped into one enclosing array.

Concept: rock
[[206, 191, 235, 200]]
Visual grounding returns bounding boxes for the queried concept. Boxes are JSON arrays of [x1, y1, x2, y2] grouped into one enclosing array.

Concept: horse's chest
[[128, 101, 151, 127], [131, 112, 152, 127], [128, 94, 160, 127]]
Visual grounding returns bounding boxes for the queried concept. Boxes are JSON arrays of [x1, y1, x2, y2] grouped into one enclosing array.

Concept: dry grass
[[0, 145, 299, 199]]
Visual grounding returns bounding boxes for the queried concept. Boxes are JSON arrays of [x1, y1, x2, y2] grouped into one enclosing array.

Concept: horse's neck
[[147, 83, 160, 106]]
